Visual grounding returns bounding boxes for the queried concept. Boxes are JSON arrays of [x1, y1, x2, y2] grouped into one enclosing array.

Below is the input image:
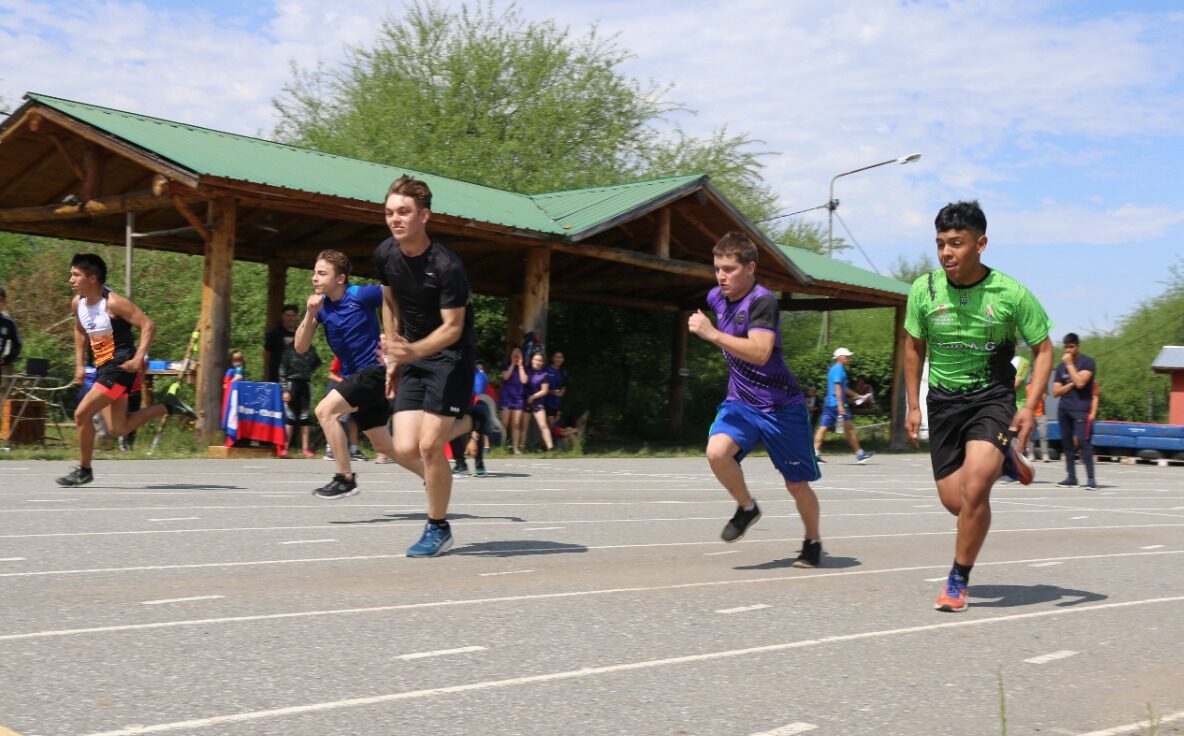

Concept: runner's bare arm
[[903, 334, 926, 446]]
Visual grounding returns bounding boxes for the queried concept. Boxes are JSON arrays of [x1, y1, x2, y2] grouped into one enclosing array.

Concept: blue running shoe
[[1001, 439, 1034, 485], [855, 449, 874, 464], [407, 522, 453, 558]]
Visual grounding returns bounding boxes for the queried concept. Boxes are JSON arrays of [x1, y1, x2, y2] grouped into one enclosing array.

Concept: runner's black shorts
[[926, 383, 1016, 480], [93, 361, 137, 400], [284, 379, 312, 426], [395, 351, 475, 418], [331, 364, 390, 431]]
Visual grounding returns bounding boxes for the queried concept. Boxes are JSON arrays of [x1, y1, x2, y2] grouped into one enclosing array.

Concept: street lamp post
[[820, 152, 921, 347]]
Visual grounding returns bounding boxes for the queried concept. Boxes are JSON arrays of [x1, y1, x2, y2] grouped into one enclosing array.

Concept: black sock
[[952, 561, 972, 583], [428, 517, 449, 529]]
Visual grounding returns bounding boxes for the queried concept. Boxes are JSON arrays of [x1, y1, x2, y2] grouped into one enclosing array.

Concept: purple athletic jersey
[[707, 283, 802, 412]]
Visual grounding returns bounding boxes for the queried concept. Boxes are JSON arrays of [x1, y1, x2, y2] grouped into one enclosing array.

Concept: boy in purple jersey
[[689, 232, 825, 568]]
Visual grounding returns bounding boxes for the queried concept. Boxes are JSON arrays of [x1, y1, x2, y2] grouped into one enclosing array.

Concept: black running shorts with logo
[[395, 351, 475, 418], [332, 364, 391, 431], [926, 382, 1016, 480], [284, 379, 312, 426], [93, 362, 137, 400]]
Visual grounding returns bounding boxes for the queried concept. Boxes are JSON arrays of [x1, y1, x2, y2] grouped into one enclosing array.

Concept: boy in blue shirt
[[812, 347, 873, 464]]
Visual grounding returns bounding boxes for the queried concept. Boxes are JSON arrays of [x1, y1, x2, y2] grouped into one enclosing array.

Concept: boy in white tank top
[[57, 254, 196, 487]]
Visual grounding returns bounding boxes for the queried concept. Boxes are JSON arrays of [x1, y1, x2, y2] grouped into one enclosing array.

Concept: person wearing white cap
[[813, 347, 873, 464]]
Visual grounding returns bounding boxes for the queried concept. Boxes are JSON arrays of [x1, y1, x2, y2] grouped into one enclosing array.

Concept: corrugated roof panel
[[1152, 346, 1184, 371], [28, 93, 564, 234], [530, 175, 703, 233], [777, 245, 910, 295]]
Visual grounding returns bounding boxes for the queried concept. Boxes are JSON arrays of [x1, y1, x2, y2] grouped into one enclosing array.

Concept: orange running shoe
[[935, 572, 969, 612]]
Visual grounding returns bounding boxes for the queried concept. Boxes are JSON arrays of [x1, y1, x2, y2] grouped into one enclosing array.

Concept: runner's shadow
[[143, 484, 244, 490], [734, 555, 861, 571], [331, 512, 525, 524], [969, 584, 1107, 608], [453, 540, 588, 557]]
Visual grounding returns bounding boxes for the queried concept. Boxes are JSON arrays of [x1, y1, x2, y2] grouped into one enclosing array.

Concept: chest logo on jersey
[[930, 303, 955, 326], [984, 303, 997, 322], [735, 310, 747, 326], [960, 295, 969, 305]]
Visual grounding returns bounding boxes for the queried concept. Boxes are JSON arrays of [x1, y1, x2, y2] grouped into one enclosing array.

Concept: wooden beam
[[0, 188, 179, 224], [548, 240, 715, 281], [522, 247, 551, 346], [195, 197, 236, 438], [673, 204, 720, 245], [47, 134, 86, 182], [82, 144, 104, 201], [653, 207, 671, 259], [172, 195, 212, 242], [0, 148, 57, 199]]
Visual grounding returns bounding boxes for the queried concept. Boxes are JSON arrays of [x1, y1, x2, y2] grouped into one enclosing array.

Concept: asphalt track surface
[[0, 454, 1181, 736]]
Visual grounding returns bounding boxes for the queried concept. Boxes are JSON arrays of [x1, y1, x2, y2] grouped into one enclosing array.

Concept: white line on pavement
[[25, 499, 75, 503], [0, 557, 25, 562], [1029, 561, 1064, 567], [396, 646, 486, 660], [6, 550, 1181, 642], [750, 723, 818, 736], [1073, 709, 1184, 735], [1023, 650, 1078, 664], [77, 595, 1184, 736], [147, 517, 200, 522], [704, 551, 740, 556], [924, 576, 947, 582], [1071, 516, 1089, 519], [478, 570, 534, 577], [522, 527, 565, 532], [141, 596, 225, 606], [716, 604, 770, 614], [279, 539, 336, 545], [1140, 545, 1165, 550]]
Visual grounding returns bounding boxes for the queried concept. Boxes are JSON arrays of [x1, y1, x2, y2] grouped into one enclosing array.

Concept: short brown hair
[[315, 249, 352, 279], [386, 175, 432, 211], [712, 231, 759, 265]]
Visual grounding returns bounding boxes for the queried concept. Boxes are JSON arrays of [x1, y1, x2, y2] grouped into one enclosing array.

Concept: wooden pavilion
[[0, 93, 911, 443]]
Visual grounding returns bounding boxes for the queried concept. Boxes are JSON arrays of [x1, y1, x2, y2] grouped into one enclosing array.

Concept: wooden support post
[[889, 304, 908, 450], [654, 207, 671, 259], [669, 309, 691, 435], [196, 197, 236, 439], [82, 145, 103, 202], [522, 247, 551, 348], [264, 258, 287, 377]]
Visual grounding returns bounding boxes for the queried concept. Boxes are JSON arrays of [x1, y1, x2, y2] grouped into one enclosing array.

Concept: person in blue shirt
[[295, 249, 399, 499], [812, 347, 873, 464]]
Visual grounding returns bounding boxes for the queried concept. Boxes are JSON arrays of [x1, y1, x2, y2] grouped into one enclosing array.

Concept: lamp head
[[897, 153, 922, 165]]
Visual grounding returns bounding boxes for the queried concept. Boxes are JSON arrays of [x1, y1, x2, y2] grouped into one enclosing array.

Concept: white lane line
[[704, 550, 740, 556], [0, 466, 30, 470], [478, 570, 534, 577], [1073, 709, 1184, 735], [1029, 561, 1064, 567], [0, 557, 26, 562], [147, 517, 200, 522], [77, 595, 1184, 736], [26, 499, 76, 503], [912, 504, 932, 508], [1023, 649, 1078, 664], [522, 527, 565, 532], [141, 595, 225, 606], [1140, 544, 1165, 550], [924, 576, 947, 582], [396, 646, 486, 660], [9, 550, 1181, 643], [716, 604, 770, 614], [1070, 516, 1089, 520], [279, 539, 336, 545], [751, 723, 818, 736]]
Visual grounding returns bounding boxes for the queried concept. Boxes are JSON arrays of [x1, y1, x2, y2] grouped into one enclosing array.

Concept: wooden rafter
[[172, 196, 211, 242], [0, 148, 58, 199], [0, 188, 175, 223]]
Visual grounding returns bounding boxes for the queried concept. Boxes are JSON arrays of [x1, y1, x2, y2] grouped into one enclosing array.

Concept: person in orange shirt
[[1026, 369, 1051, 463]]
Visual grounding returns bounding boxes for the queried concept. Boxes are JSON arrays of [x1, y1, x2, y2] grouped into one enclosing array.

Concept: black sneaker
[[1055, 477, 1078, 488], [792, 539, 823, 568], [721, 502, 762, 543], [161, 392, 198, 420], [56, 466, 94, 487], [349, 449, 368, 462], [313, 474, 358, 499]]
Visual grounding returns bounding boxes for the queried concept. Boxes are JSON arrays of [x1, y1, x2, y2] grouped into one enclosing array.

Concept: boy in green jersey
[[903, 201, 1054, 613]]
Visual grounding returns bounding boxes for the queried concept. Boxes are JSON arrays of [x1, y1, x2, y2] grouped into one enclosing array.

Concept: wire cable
[[832, 210, 881, 274]]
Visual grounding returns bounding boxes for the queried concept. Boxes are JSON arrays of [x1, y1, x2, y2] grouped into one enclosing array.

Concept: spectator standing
[[0, 286, 21, 379], [263, 304, 298, 383], [544, 351, 566, 426], [499, 347, 528, 454], [525, 351, 555, 452], [1026, 369, 1051, 463], [280, 340, 322, 458], [1052, 332, 1098, 489]]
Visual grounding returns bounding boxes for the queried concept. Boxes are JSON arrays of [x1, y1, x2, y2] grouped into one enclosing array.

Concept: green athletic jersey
[[904, 268, 1052, 394]]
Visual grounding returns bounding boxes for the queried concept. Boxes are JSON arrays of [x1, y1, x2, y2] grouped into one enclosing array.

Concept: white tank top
[[77, 287, 134, 367]]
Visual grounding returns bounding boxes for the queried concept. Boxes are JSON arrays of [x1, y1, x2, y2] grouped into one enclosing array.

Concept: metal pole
[[125, 211, 134, 299]]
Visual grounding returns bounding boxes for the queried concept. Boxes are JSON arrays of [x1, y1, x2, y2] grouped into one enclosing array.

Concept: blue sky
[[2, 0, 1182, 340]]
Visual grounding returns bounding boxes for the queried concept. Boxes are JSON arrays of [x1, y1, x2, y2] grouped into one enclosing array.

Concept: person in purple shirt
[[525, 350, 555, 451], [688, 231, 824, 568], [499, 347, 528, 454]]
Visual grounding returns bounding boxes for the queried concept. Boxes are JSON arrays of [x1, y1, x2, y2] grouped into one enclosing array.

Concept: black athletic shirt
[[373, 237, 475, 361]]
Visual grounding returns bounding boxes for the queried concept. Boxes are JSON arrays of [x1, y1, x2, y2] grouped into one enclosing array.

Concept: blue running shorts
[[709, 400, 821, 483]]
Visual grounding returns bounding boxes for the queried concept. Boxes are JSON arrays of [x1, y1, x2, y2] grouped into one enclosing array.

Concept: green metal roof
[[777, 244, 910, 295], [532, 175, 704, 233]]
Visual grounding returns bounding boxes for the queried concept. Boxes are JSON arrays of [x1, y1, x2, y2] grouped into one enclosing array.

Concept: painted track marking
[[396, 646, 486, 660], [141, 595, 225, 606], [1024, 649, 1078, 664]]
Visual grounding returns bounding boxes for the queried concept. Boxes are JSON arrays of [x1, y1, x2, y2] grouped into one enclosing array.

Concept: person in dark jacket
[[280, 342, 322, 457]]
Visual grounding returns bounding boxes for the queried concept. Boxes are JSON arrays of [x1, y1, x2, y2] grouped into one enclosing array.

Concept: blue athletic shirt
[[314, 284, 383, 378], [823, 362, 847, 408]]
